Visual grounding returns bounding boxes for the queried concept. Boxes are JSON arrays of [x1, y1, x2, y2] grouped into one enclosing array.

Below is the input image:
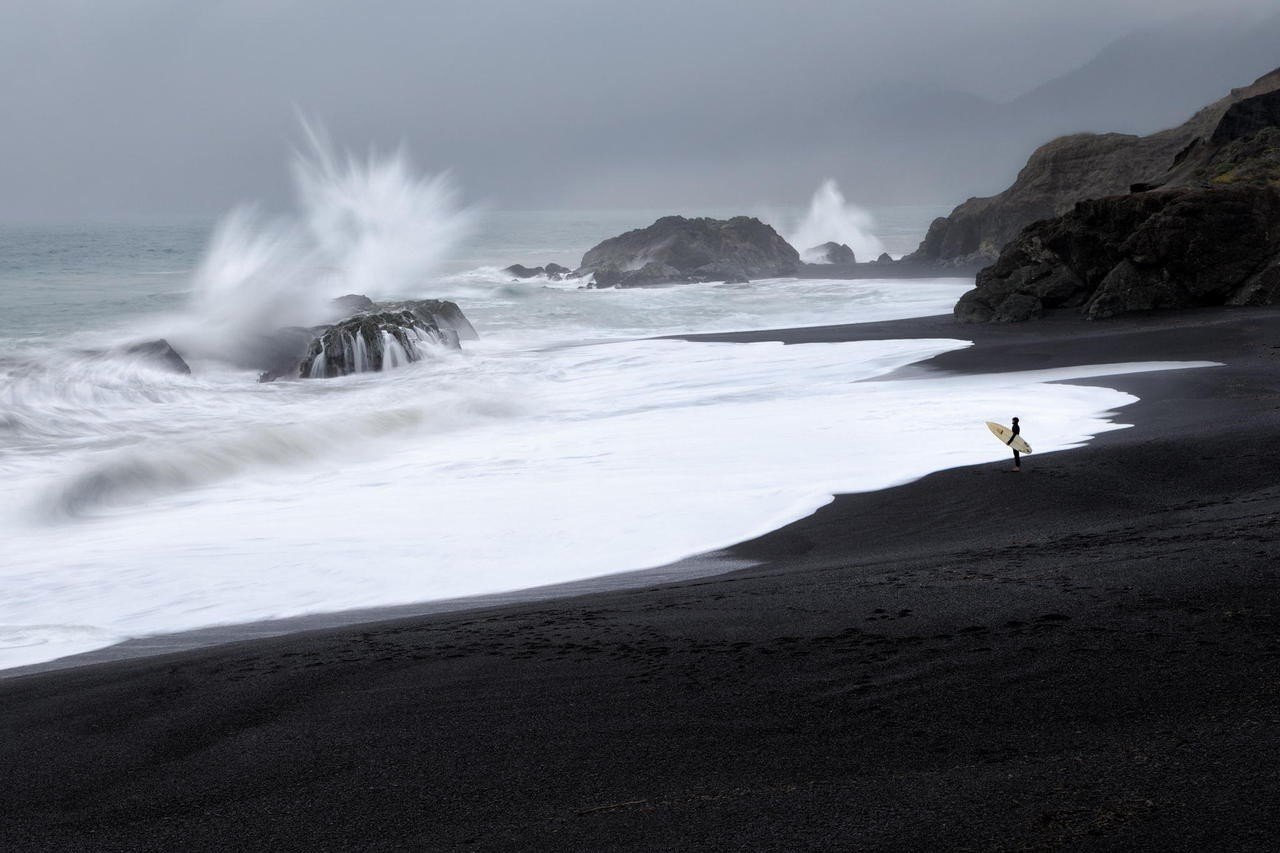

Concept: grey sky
[[1, 0, 1277, 220]]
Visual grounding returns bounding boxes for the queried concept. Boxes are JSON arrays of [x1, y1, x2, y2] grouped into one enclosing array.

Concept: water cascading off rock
[[297, 299, 477, 379]]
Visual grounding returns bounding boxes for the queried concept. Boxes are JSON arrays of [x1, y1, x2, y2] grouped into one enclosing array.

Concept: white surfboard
[[986, 421, 1031, 454]]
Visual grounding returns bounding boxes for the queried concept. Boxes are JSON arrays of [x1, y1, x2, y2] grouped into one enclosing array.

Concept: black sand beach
[[4, 307, 1280, 851]]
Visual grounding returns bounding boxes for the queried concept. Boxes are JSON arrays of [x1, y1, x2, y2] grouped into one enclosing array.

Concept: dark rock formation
[[601, 262, 683, 288], [300, 312, 432, 377], [503, 263, 571, 281], [296, 299, 476, 378], [1155, 92, 1280, 190], [503, 264, 544, 279], [912, 68, 1280, 267], [251, 299, 476, 381], [954, 185, 1280, 322], [875, 253, 894, 264], [577, 216, 800, 287], [121, 339, 191, 374], [688, 263, 750, 284], [1210, 86, 1280, 146], [805, 242, 856, 265], [390, 299, 477, 342]]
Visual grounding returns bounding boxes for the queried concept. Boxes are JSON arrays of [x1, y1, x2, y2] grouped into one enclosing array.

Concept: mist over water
[[788, 180, 888, 262]]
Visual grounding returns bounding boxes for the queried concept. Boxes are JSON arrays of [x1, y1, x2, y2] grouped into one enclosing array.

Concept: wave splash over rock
[[169, 122, 476, 373], [299, 299, 478, 379], [788, 180, 886, 264]]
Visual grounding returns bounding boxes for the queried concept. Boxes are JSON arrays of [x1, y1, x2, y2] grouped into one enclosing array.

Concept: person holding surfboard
[[984, 419, 1031, 471], [1008, 417, 1022, 471]]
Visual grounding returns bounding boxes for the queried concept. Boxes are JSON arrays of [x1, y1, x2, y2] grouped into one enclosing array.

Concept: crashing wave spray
[[170, 122, 476, 368], [788, 180, 886, 263]]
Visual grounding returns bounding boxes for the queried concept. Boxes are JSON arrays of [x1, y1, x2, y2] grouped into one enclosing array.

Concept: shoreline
[[4, 305, 1196, 679], [4, 306, 1279, 850], [1, 551, 756, 680]]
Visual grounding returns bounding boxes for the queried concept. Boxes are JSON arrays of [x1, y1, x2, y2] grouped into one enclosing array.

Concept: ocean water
[[0, 149, 1216, 671]]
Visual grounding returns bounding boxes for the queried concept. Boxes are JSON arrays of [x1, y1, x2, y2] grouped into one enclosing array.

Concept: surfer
[[1007, 417, 1022, 471]]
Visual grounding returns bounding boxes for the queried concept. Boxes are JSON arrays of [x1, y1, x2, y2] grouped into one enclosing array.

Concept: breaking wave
[[167, 121, 477, 368], [788, 179, 887, 263]]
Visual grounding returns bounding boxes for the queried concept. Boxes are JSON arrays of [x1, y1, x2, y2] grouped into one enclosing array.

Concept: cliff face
[[954, 185, 1280, 322], [911, 68, 1280, 267]]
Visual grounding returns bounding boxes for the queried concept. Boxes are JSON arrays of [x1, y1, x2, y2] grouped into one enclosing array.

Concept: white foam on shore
[[0, 326, 1217, 670]]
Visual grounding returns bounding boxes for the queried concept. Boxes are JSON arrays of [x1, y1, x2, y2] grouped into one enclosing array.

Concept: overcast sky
[[1, 0, 1276, 221]]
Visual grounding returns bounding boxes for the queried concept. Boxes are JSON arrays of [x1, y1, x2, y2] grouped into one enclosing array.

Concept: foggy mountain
[[818, 11, 1280, 206]]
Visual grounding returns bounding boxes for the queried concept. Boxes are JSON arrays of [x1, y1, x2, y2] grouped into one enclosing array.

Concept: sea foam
[[0, 146, 1219, 673], [0, 314, 1216, 670]]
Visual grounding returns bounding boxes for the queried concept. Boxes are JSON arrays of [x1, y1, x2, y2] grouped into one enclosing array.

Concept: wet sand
[[3, 307, 1280, 851]]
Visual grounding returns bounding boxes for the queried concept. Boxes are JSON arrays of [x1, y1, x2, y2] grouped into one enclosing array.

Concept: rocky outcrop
[[954, 184, 1280, 322], [254, 298, 477, 381], [1153, 90, 1280, 190], [912, 68, 1280, 267], [404, 299, 478, 342], [503, 263, 572, 281], [805, 242, 856, 265], [576, 216, 800, 286], [503, 264, 542, 279]]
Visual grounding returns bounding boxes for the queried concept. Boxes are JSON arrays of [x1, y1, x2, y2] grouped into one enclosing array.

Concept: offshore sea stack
[[805, 241, 856, 265], [575, 215, 800, 287], [503, 263, 572, 281], [953, 69, 1280, 322], [912, 68, 1280, 269]]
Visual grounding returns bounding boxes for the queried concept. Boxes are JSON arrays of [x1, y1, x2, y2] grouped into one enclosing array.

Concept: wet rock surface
[[955, 185, 1280, 322], [503, 263, 572, 281], [295, 299, 477, 378], [576, 215, 800, 287], [805, 242, 856, 265], [248, 298, 477, 381]]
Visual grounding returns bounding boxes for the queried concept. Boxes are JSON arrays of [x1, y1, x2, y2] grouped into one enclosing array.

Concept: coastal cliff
[[953, 70, 1280, 322], [954, 185, 1280, 322], [912, 68, 1280, 268]]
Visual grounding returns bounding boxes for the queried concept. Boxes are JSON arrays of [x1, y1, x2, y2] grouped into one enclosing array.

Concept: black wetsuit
[[1009, 422, 1021, 469]]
